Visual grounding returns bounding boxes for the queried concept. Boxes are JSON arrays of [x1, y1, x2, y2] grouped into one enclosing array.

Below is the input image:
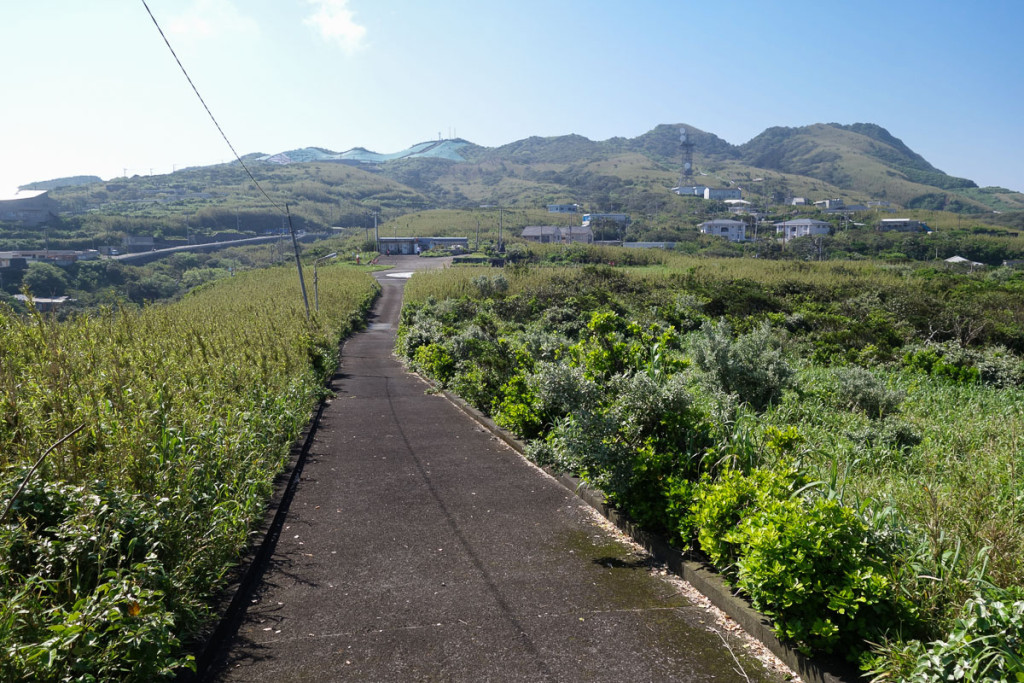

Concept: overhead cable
[[139, 0, 282, 213]]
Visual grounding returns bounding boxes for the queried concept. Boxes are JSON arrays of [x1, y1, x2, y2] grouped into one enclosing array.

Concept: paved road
[[209, 256, 783, 682]]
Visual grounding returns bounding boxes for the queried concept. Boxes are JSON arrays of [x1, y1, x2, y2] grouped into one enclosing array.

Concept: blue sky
[[2, 0, 1022, 195]]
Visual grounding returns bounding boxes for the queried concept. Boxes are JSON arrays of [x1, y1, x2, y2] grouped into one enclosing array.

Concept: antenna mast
[[679, 126, 695, 189]]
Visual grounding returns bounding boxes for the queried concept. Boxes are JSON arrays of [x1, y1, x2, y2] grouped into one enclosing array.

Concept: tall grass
[[767, 369, 1024, 587], [0, 264, 377, 680]]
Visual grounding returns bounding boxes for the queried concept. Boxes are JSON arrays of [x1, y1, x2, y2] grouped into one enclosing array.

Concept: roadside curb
[[439, 388, 858, 683]]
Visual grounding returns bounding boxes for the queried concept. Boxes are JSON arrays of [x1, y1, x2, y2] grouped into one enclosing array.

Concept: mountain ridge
[[23, 123, 1024, 223], [248, 122, 1014, 211]]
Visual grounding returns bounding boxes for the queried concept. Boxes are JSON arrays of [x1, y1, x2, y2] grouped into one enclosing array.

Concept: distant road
[[112, 233, 326, 265]]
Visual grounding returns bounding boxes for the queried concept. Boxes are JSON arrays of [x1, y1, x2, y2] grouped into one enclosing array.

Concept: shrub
[[690, 320, 793, 410], [845, 415, 922, 452], [0, 480, 189, 680], [527, 361, 602, 425], [903, 344, 978, 384], [449, 365, 500, 412], [898, 341, 1024, 386], [661, 293, 709, 332], [516, 327, 570, 363], [567, 310, 632, 380], [735, 497, 900, 657], [412, 343, 456, 385], [529, 409, 621, 478], [974, 345, 1024, 388], [395, 304, 444, 360], [471, 273, 509, 297], [833, 366, 905, 418], [689, 468, 800, 572], [605, 372, 693, 451], [493, 372, 542, 438]]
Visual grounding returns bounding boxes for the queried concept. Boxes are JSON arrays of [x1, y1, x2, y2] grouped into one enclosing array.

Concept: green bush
[[0, 480, 189, 681], [690, 320, 793, 410], [735, 497, 900, 657], [412, 343, 456, 385], [832, 366, 905, 418], [899, 339, 1024, 387], [471, 273, 509, 297], [845, 414, 922, 452], [395, 302, 444, 360], [493, 372, 542, 438], [526, 361, 601, 427], [689, 468, 800, 572], [903, 344, 981, 384]]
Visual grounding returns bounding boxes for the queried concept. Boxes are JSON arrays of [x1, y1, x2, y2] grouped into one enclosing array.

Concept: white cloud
[[304, 0, 367, 54], [167, 0, 260, 39]]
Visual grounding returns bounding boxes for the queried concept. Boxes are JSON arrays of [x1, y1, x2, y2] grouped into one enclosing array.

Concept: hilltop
[[258, 139, 471, 165]]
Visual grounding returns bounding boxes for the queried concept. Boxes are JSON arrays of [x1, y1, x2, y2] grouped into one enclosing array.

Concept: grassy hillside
[[11, 122, 1024, 256], [736, 123, 1019, 213]]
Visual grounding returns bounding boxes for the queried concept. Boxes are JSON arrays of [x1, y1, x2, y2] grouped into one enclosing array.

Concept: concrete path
[[209, 257, 784, 682]]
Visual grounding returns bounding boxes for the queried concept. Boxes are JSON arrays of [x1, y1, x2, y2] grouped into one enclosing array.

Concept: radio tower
[[678, 126, 695, 189]]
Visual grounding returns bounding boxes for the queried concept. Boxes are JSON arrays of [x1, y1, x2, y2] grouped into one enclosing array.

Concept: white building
[[674, 185, 708, 197], [547, 204, 580, 213], [814, 198, 844, 210], [704, 187, 742, 201], [774, 219, 831, 240], [0, 249, 100, 267], [699, 218, 746, 242]]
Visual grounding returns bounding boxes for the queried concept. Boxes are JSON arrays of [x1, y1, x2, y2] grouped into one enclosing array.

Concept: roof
[[774, 218, 830, 226], [945, 255, 984, 266], [699, 219, 745, 227], [14, 295, 72, 304], [0, 189, 48, 202]]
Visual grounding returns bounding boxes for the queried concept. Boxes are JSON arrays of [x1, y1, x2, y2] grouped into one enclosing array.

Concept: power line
[[139, 0, 281, 213], [140, 0, 311, 317]]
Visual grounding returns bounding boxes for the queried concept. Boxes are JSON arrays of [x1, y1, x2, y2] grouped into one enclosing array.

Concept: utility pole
[[372, 210, 379, 251], [285, 203, 311, 319], [480, 204, 504, 252]]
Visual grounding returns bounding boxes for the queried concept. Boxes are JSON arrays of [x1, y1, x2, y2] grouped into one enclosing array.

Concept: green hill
[[16, 122, 1024, 248], [736, 123, 993, 209]]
